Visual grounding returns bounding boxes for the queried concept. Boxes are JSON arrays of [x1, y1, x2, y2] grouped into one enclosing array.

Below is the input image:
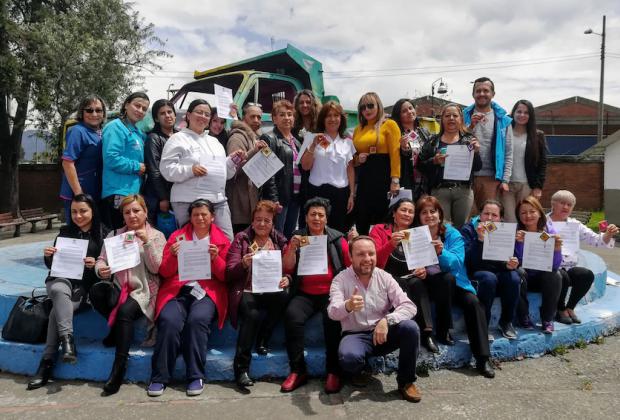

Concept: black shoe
[[476, 359, 495, 378], [422, 333, 440, 353], [498, 321, 518, 340], [103, 356, 127, 395], [436, 332, 455, 346], [236, 372, 254, 388], [255, 338, 269, 356], [555, 312, 573, 325], [27, 358, 54, 390], [60, 334, 77, 364]]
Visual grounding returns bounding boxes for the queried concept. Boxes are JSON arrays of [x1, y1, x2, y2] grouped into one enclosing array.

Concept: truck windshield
[[173, 74, 244, 110]]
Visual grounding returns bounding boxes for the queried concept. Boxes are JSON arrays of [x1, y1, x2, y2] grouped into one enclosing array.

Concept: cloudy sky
[[133, 0, 620, 112]]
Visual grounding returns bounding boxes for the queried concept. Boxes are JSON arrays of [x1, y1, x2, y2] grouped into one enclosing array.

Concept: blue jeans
[[275, 196, 301, 239], [474, 270, 521, 325]]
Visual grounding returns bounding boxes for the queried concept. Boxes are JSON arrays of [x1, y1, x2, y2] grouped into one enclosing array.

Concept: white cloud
[[132, 0, 620, 113]]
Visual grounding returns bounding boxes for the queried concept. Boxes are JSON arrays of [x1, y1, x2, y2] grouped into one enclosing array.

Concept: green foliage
[[550, 344, 568, 356], [574, 339, 588, 349]]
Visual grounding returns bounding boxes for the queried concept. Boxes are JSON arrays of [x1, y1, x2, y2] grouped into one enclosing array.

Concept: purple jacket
[[225, 226, 288, 328], [514, 225, 562, 273]]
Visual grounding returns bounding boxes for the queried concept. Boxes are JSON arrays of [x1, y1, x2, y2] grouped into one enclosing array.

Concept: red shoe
[[280, 372, 308, 393], [324, 373, 341, 394]]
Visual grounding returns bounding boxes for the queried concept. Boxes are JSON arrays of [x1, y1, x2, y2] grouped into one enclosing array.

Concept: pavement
[[1, 225, 619, 419]]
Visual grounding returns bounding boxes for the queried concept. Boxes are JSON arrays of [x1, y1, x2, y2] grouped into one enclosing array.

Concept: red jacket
[[156, 223, 230, 329], [369, 223, 397, 269]]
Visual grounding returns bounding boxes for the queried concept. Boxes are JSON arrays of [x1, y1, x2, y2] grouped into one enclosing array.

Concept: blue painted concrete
[[0, 241, 619, 383]]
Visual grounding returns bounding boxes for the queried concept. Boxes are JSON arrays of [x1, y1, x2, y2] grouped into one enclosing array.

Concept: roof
[[535, 96, 620, 114], [576, 128, 620, 158]]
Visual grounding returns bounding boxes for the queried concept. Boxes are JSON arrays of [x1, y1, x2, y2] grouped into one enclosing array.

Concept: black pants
[[101, 195, 125, 230], [284, 292, 341, 375], [518, 270, 562, 323], [90, 285, 143, 359], [397, 272, 454, 336], [234, 291, 290, 373], [354, 154, 390, 235], [454, 287, 490, 359], [307, 183, 351, 234], [558, 267, 594, 310], [233, 223, 250, 235]]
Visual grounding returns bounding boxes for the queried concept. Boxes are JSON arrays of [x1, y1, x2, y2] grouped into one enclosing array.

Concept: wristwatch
[[386, 316, 397, 326]]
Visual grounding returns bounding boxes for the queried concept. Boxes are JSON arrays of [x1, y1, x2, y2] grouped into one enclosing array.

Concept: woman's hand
[[84, 257, 96, 269], [357, 153, 369, 164], [431, 239, 444, 255], [500, 182, 509, 192], [476, 222, 487, 242], [469, 138, 481, 153], [139, 163, 146, 175], [287, 235, 302, 254], [241, 252, 254, 269], [414, 267, 427, 279], [531, 188, 542, 199], [390, 180, 400, 195], [229, 103, 239, 119], [553, 234, 563, 251], [506, 257, 519, 270], [230, 149, 247, 166], [603, 224, 619, 244], [432, 151, 447, 165], [400, 135, 411, 151], [347, 193, 355, 213], [170, 242, 182, 256], [347, 227, 359, 241], [390, 231, 406, 248], [516, 230, 525, 242], [135, 229, 148, 243], [209, 244, 219, 261], [192, 164, 208, 176], [279, 276, 289, 289], [252, 140, 269, 154], [98, 265, 112, 279], [44, 246, 57, 257]]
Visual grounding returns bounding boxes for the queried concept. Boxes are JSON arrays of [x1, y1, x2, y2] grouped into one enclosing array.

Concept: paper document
[[553, 221, 580, 254], [50, 237, 89, 280], [178, 239, 212, 281], [104, 232, 141, 274], [482, 222, 517, 261], [402, 225, 439, 269], [522, 232, 556, 272], [242, 148, 284, 188], [443, 145, 474, 181], [297, 235, 328, 276], [198, 155, 227, 194], [251, 250, 282, 293], [389, 188, 413, 208], [214, 84, 234, 119], [296, 132, 316, 165]]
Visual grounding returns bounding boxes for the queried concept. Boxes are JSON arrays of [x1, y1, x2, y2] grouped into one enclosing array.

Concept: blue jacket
[[101, 118, 145, 198], [440, 224, 476, 294], [463, 101, 512, 182]]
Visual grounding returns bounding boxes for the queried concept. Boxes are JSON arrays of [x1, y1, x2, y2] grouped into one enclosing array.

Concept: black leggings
[[558, 267, 594, 310], [518, 270, 562, 323]]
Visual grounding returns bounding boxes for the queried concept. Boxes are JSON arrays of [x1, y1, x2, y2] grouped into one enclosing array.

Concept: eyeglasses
[[192, 110, 211, 118], [84, 108, 104, 114], [359, 103, 375, 111]]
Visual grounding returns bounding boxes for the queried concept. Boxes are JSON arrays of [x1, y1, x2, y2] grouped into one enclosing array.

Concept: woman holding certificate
[[280, 197, 351, 393], [159, 99, 245, 240], [90, 194, 165, 395], [147, 199, 230, 397], [369, 198, 452, 353], [514, 196, 563, 334], [548, 190, 618, 324], [28, 194, 108, 390], [414, 196, 495, 378], [226, 200, 290, 389], [300, 101, 356, 234], [418, 104, 482, 228]]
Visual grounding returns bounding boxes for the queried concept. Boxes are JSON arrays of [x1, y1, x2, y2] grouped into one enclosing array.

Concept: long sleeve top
[[144, 128, 176, 201], [352, 119, 401, 178], [328, 266, 416, 332]]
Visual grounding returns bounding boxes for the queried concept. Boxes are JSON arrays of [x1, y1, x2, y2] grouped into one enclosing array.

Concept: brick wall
[[540, 159, 603, 210]]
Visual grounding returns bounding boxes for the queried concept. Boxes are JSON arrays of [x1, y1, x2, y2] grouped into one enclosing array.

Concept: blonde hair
[[119, 194, 147, 213]]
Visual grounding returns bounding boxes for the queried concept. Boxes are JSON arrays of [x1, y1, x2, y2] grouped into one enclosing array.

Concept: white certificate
[[198, 155, 227, 194], [251, 250, 282, 293], [178, 239, 212, 281], [296, 132, 316, 165], [443, 145, 474, 181], [297, 235, 328, 276], [50, 237, 89, 280], [104, 232, 141, 274], [553, 221, 580, 254], [389, 188, 413, 208], [522, 232, 556, 272], [214, 84, 234, 119], [402, 225, 439, 269], [242, 148, 284, 188], [482, 222, 517, 261]]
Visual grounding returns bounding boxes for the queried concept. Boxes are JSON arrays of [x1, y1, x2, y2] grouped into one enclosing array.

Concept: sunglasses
[[84, 108, 104, 114], [246, 102, 263, 109], [359, 103, 375, 111]]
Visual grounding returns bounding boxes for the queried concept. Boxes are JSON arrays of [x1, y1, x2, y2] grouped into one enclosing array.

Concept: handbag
[[2, 289, 52, 344]]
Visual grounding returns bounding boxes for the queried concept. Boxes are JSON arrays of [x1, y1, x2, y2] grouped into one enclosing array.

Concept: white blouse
[[304, 133, 356, 189]]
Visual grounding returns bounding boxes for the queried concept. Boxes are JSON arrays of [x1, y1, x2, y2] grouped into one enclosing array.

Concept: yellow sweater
[[352, 119, 401, 178]]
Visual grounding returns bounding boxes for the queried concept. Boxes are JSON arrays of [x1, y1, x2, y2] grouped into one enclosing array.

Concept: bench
[[19, 208, 59, 233], [0, 213, 28, 238]]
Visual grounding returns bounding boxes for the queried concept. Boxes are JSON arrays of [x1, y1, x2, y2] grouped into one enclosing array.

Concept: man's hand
[[373, 318, 389, 346], [345, 286, 364, 312]]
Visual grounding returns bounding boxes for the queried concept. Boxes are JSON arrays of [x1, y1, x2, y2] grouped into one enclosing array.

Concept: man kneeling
[[328, 235, 421, 402]]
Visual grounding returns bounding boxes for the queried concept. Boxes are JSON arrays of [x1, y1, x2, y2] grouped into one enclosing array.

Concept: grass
[[586, 211, 605, 233], [551, 344, 569, 356]]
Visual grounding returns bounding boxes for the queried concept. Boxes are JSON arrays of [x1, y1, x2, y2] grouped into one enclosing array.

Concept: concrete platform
[[0, 241, 619, 383]]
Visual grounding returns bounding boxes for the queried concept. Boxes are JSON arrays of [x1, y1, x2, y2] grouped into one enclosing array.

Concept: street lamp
[[585, 15, 606, 143], [431, 78, 448, 117]]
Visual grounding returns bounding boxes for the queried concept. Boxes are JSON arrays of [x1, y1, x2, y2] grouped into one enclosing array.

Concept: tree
[[0, 0, 169, 214]]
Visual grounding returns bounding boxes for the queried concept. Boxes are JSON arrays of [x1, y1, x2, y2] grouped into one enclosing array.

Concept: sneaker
[[519, 316, 535, 330], [542, 321, 554, 335], [186, 379, 204, 396], [498, 321, 518, 340], [147, 382, 166, 397], [488, 333, 495, 342]]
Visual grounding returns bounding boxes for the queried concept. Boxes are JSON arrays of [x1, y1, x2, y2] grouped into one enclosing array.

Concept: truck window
[[242, 78, 297, 114]]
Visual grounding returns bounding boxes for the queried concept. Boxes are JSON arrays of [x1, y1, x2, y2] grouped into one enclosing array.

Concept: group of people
[[28, 77, 617, 402]]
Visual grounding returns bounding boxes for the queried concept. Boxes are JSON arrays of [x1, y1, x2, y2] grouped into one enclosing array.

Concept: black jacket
[[44, 223, 109, 298], [460, 219, 508, 275], [524, 130, 548, 190], [418, 132, 482, 189], [289, 226, 346, 295], [260, 127, 302, 206], [144, 128, 175, 201]]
